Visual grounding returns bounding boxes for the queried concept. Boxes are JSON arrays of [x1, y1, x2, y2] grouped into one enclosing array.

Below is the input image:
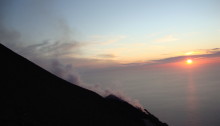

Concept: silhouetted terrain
[[0, 43, 168, 126]]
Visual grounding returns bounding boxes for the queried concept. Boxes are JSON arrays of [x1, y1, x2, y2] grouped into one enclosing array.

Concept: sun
[[186, 59, 193, 64]]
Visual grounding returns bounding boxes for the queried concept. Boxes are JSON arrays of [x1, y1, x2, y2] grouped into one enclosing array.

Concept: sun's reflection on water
[[187, 70, 199, 126]]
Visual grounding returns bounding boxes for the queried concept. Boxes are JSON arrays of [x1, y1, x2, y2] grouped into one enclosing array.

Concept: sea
[[80, 62, 220, 126]]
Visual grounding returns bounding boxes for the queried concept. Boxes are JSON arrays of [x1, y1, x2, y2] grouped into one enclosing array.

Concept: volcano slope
[[0, 44, 168, 126]]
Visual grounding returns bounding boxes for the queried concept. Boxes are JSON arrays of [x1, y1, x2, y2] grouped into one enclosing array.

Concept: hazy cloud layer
[[97, 54, 116, 58], [89, 35, 127, 45], [151, 49, 220, 64], [154, 35, 179, 43]]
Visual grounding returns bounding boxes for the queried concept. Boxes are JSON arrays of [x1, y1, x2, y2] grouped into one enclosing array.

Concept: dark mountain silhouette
[[0, 43, 168, 126]]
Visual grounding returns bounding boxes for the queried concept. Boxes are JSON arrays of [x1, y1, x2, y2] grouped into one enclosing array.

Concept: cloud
[[2, 34, 143, 109], [0, 0, 84, 86], [0, 0, 144, 110], [151, 48, 220, 64], [97, 54, 116, 58], [154, 35, 179, 43], [17, 41, 144, 109], [89, 35, 126, 45], [210, 48, 220, 51], [146, 32, 161, 38], [21, 41, 83, 58], [14, 41, 83, 86], [0, 1, 21, 49]]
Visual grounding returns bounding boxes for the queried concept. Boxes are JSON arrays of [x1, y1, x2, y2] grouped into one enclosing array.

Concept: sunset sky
[[1, 1, 220, 125], [1, 0, 220, 67]]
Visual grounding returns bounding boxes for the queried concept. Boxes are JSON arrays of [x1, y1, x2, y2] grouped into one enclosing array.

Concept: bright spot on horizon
[[186, 59, 193, 64]]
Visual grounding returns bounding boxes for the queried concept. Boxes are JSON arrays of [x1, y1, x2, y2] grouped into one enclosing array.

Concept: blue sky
[[1, 0, 220, 64]]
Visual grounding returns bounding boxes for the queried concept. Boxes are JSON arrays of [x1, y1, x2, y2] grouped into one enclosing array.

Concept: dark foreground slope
[[0, 44, 168, 126]]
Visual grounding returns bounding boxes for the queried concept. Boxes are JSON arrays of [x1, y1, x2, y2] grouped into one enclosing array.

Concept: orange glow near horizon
[[149, 57, 220, 69]]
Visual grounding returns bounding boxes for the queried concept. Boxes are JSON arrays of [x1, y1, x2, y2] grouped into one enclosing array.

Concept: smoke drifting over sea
[[3, 41, 144, 109], [0, 0, 144, 110]]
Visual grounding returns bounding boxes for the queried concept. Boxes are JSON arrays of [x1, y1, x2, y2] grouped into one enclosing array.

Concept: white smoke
[[0, 0, 145, 111]]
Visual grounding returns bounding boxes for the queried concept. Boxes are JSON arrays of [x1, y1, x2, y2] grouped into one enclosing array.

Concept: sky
[[1, 1, 220, 125], [1, 0, 220, 67]]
